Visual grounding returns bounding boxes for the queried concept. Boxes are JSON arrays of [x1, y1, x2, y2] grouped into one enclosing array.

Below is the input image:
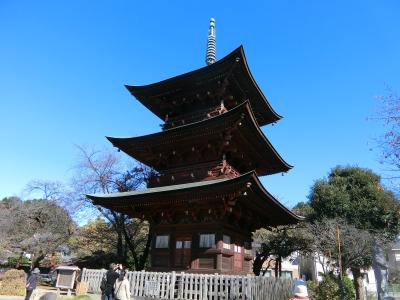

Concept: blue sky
[[1, 1, 400, 208]]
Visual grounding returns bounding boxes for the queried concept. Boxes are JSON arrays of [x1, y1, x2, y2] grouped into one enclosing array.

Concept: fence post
[[214, 273, 218, 299], [180, 272, 185, 299], [81, 268, 86, 282], [170, 271, 176, 299], [245, 274, 252, 300]]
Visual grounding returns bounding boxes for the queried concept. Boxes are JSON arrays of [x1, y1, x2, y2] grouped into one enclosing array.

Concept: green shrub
[[309, 273, 355, 300], [315, 273, 340, 300], [41, 253, 63, 267], [8, 256, 30, 266], [0, 269, 26, 296], [307, 280, 318, 299], [341, 275, 356, 300]]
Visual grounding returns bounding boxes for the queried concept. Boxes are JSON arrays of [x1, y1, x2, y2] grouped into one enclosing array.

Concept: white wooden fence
[[81, 268, 294, 300]]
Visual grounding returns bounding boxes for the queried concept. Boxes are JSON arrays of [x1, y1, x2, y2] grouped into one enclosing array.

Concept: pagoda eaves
[[126, 46, 281, 127], [87, 171, 301, 230], [107, 101, 292, 177]]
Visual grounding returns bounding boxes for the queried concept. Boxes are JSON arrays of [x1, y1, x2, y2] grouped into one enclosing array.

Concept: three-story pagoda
[[88, 19, 300, 274]]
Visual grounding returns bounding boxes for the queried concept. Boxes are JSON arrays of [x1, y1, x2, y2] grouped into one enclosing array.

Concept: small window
[[223, 235, 231, 249], [184, 241, 191, 249], [281, 271, 292, 279], [395, 253, 400, 262], [234, 245, 242, 253], [199, 234, 215, 248], [263, 270, 272, 277], [176, 241, 183, 249], [155, 235, 169, 248]]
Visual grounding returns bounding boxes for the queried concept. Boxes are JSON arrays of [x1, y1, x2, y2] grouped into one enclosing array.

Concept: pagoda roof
[[87, 171, 301, 227], [126, 46, 281, 126], [107, 101, 292, 176]]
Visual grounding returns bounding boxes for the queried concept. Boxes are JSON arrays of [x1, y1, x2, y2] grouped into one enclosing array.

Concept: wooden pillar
[[216, 253, 222, 272], [169, 229, 176, 268], [216, 233, 222, 272]]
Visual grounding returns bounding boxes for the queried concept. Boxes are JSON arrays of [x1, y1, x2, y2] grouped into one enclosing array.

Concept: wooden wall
[[149, 223, 253, 275]]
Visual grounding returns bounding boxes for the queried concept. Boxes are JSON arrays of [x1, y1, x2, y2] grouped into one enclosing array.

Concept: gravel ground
[[0, 289, 102, 300]]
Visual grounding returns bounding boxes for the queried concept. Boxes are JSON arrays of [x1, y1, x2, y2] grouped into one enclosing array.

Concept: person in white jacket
[[113, 270, 131, 300]]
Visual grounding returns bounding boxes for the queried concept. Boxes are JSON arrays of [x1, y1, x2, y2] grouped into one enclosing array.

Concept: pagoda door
[[233, 244, 243, 272], [174, 236, 192, 269]]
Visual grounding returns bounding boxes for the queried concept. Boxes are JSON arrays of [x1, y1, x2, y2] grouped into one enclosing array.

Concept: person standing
[[113, 270, 130, 300], [25, 268, 40, 300], [101, 263, 120, 300]]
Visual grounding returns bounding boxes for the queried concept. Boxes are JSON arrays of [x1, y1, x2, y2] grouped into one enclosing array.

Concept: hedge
[[0, 269, 26, 296]]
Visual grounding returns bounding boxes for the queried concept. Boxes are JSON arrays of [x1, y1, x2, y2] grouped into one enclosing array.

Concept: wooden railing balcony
[[162, 104, 227, 130], [147, 160, 240, 188]]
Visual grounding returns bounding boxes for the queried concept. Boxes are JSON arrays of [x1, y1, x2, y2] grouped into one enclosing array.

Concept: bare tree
[[305, 218, 384, 300], [371, 87, 400, 180], [25, 180, 65, 202], [0, 197, 23, 250], [23, 145, 154, 270], [70, 146, 152, 270], [1, 197, 74, 267]]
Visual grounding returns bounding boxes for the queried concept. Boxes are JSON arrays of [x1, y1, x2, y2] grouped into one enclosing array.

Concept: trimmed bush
[[8, 256, 30, 266], [315, 274, 340, 300], [307, 273, 355, 300], [307, 280, 318, 299], [342, 275, 356, 300], [0, 269, 26, 296]]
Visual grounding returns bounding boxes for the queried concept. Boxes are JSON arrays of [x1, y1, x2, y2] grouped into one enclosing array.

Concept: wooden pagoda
[[88, 20, 300, 274]]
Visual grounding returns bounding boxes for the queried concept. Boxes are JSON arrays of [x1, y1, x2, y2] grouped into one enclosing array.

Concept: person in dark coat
[[25, 267, 40, 300], [101, 263, 120, 300]]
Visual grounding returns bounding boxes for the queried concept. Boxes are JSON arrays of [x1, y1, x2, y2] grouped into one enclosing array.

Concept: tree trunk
[[121, 220, 141, 270], [351, 267, 365, 300], [253, 253, 267, 276], [137, 228, 152, 270], [116, 229, 125, 263], [277, 256, 282, 278], [32, 253, 45, 269], [108, 213, 127, 264]]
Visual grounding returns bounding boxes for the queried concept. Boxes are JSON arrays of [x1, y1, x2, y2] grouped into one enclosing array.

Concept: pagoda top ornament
[[206, 18, 216, 65]]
